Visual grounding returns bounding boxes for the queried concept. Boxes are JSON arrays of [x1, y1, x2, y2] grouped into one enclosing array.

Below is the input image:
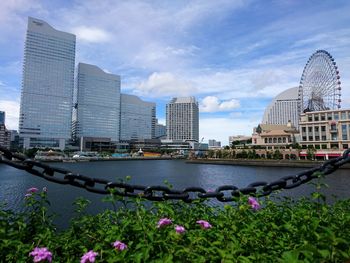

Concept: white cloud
[[200, 96, 240, 112], [72, 26, 111, 43], [200, 117, 258, 146], [136, 72, 197, 98], [0, 100, 19, 130]]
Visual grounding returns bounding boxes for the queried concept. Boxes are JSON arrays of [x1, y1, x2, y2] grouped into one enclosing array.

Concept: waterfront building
[[208, 139, 221, 149], [252, 122, 297, 150], [299, 109, 350, 151], [262, 87, 299, 128], [19, 17, 76, 150], [73, 63, 120, 149], [155, 120, 166, 139], [0, 124, 11, 149], [0, 111, 4, 125], [120, 94, 156, 141], [166, 97, 199, 141]]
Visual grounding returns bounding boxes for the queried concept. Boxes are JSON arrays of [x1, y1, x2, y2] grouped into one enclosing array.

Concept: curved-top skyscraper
[[262, 87, 299, 127], [19, 17, 76, 149]]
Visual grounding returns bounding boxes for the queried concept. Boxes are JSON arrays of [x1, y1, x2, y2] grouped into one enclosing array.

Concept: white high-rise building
[[262, 87, 299, 128], [120, 94, 156, 141], [73, 63, 121, 142], [19, 17, 76, 149], [166, 97, 199, 141]]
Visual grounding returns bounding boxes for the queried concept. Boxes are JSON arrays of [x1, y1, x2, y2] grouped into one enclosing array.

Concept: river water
[[1, 160, 349, 228]]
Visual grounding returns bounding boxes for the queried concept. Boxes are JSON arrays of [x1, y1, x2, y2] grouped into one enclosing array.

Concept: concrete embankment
[[186, 158, 350, 169]]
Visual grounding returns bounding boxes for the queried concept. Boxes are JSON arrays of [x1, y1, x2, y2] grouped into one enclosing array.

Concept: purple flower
[[113, 240, 128, 251], [157, 218, 172, 228], [196, 220, 212, 229], [248, 197, 261, 211], [27, 187, 39, 193], [175, 225, 186, 234], [80, 250, 98, 263], [25, 193, 32, 198], [29, 247, 52, 262]]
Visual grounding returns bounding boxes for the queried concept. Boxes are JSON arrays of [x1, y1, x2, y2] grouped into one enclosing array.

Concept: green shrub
[[1, 187, 350, 262]]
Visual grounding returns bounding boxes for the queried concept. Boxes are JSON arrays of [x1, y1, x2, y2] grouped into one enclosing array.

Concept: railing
[[1, 146, 350, 202]]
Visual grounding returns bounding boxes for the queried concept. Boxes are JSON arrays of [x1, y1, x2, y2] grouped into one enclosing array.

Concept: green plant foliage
[[1, 188, 350, 262]]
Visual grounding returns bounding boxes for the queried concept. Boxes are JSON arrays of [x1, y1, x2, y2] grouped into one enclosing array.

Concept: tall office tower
[[262, 87, 299, 128], [120, 94, 156, 141], [19, 17, 76, 150], [166, 97, 199, 141], [0, 111, 4, 125], [73, 63, 121, 144]]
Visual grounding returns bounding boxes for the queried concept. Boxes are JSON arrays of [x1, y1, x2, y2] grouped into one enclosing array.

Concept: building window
[[331, 143, 338, 149], [322, 135, 327, 141], [278, 138, 282, 143], [315, 136, 320, 141], [331, 134, 338, 141], [264, 138, 267, 143], [283, 137, 286, 143], [308, 127, 312, 132], [321, 114, 325, 121], [314, 115, 319, 121], [321, 126, 326, 132], [308, 115, 312, 122], [308, 136, 313, 141], [302, 136, 307, 141], [342, 124, 347, 140], [315, 126, 319, 132], [322, 144, 327, 149], [341, 112, 346, 120], [343, 144, 348, 149], [269, 138, 272, 143], [302, 127, 306, 132], [273, 138, 277, 143], [334, 113, 339, 120], [327, 114, 332, 120]]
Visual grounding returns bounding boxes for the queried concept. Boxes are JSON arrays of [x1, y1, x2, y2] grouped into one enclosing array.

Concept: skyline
[[1, 0, 350, 145]]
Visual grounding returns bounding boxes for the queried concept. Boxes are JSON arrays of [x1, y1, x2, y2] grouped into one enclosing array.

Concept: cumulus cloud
[[72, 26, 111, 43], [0, 100, 20, 130], [199, 116, 258, 146], [200, 96, 240, 112], [136, 72, 197, 98]]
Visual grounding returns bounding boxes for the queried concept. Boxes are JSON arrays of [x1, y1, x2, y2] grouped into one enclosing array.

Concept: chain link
[[1, 146, 350, 202]]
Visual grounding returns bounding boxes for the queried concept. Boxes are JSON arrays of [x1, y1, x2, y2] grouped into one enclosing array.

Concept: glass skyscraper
[[73, 63, 121, 143], [19, 17, 76, 149], [0, 111, 4, 125], [166, 97, 199, 141], [120, 94, 156, 141]]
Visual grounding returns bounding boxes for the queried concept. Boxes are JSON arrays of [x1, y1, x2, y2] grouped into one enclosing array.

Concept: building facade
[[299, 109, 350, 150], [0, 124, 11, 149], [19, 17, 76, 150], [262, 87, 299, 128], [73, 63, 121, 145], [155, 122, 166, 139], [208, 139, 221, 149], [0, 111, 4, 125], [252, 123, 297, 149], [120, 94, 156, 141], [166, 97, 199, 141]]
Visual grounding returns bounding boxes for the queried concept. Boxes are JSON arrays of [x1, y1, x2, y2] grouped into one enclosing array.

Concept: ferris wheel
[[298, 50, 341, 113]]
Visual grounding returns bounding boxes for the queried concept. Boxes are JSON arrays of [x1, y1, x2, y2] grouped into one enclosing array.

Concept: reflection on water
[[1, 160, 349, 228]]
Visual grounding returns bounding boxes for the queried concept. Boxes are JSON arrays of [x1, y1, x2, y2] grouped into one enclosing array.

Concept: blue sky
[[1, 0, 350, 145]]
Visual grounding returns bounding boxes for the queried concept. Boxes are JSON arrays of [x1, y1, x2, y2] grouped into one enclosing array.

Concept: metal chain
[[1, 146, 350, 202]]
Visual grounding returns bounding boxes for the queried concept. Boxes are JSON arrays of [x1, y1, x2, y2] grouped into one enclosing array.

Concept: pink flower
[[29, 247, 52, 262], [80, 250, 98, 263], [112, 240, 128, 251], [157, 218, 172, 228], [248, 197, 260, 211], [175, 225, 186, 234], [196, 220, 212, 229], [27, 187, 39, 193]]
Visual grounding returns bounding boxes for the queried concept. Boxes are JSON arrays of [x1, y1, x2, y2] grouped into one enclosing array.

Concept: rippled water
[[1, 160, 349, 228]]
